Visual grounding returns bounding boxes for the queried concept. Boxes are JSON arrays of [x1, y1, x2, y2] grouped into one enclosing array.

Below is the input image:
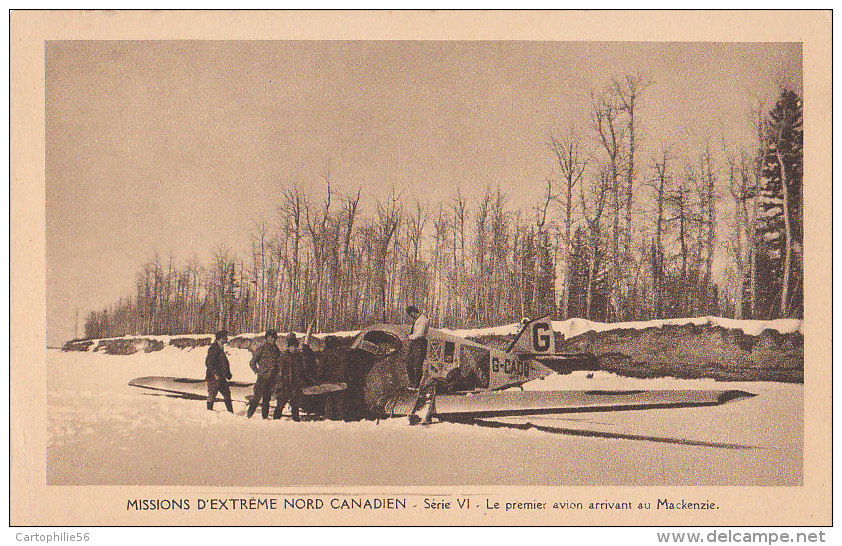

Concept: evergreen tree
[[565, 226, 591, 318], [565, 225, 609, 320], [754, 89, 803, 318]]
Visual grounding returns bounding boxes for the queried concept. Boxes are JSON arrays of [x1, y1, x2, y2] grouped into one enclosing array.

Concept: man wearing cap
[[405, 305, 429, 387], [246, 329, 281, 419], [205, 330, 234, 413], [272, 332, 305, 421]]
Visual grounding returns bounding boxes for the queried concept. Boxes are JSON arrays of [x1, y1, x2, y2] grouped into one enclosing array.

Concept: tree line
[[83, 83, 803, 340]]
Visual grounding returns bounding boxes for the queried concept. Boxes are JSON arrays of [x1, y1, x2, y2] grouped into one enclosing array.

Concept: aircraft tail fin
[[507, 315, 556, 355]]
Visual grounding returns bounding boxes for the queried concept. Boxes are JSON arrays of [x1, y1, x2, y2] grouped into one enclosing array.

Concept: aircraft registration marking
[[491, 356, 531, 378]]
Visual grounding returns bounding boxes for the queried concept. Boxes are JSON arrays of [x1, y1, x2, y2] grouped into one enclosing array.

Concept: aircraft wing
[[525, 353, 600, 374], [380, 388, 756, 418], [128, 376, 346, 403]]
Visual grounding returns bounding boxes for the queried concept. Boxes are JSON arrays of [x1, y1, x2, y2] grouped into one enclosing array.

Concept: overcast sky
[[45, 40, 802, 344]]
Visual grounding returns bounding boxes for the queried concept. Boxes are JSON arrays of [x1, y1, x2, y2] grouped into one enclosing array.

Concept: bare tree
[[249, 219, 270, 331], [725, 147, 759, 319], [337, 189, 361, 327], [451, 189, 468, 324], [687, 146, 717, 314], [372, 190, 403, 322], [613, 74, 653, 262], [472, 188, 492, 325], [647, 148, 672, 319], [304, 177, 333, 332], [431, 205, 449, 327], [210, 246, 234, 331], [186, 256, 202, 333], [278, 185, 304, 331], [591, 89, 625, 320], [665, 167, 694, 313], [489, 187, 509, 320], [579, 171, 610, 320], [548, 129, 589, 319], [532, 176, 558, 317]]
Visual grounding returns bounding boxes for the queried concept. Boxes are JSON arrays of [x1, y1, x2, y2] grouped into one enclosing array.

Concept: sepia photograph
[[11, 10, 831, 527]]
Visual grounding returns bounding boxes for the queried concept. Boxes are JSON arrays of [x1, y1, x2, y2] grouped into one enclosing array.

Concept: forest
[[82, 81, 803, 339]]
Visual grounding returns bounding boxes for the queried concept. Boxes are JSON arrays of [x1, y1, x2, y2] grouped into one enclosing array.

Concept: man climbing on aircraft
[[246, 329, 280, 419], [405, 305, 436, 425], [405, 305, 429, 388], [205, 330, 234, 413]]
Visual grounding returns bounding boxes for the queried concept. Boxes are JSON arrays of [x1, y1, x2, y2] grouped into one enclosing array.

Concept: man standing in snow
[[205, 330, 234, 413], [246, 329, 280, 419], [405, 305, 429, 388], [272, 332, 305, 421]]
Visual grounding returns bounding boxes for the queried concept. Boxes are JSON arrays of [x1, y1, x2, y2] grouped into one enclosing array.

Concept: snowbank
[[553, 316, 803, 338], [556, 319, 803, 383], [63, 330, 362, 354], [62, 317, 803, 383], [64, 317, 801, 352], [447, 316, 802, 340], [445, 324, 523, 338], [449, 317, 803, 383]]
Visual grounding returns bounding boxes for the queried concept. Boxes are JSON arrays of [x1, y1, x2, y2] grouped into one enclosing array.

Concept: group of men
[[203, 328, 313, 421], [202, 304, 431, 422]]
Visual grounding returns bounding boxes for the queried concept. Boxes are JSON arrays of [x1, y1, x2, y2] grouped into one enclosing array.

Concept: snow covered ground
[[47, 344, 802, 486]]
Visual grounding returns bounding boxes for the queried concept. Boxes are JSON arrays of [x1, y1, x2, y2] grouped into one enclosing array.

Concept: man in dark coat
[[205, 330, 233, 412], [318, 335, 348, 420], [272, 332, 307, 421], [246, 329, 281, 419]]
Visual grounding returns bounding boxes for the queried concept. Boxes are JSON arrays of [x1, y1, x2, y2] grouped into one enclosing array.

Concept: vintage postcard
[[10, 10, 831, 527]]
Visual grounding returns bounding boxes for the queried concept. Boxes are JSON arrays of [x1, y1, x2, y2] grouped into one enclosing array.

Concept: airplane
[[128, 316, 757, 429]]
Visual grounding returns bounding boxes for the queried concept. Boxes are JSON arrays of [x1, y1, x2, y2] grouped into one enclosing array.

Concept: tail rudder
[[508, 316, 556, 355]]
